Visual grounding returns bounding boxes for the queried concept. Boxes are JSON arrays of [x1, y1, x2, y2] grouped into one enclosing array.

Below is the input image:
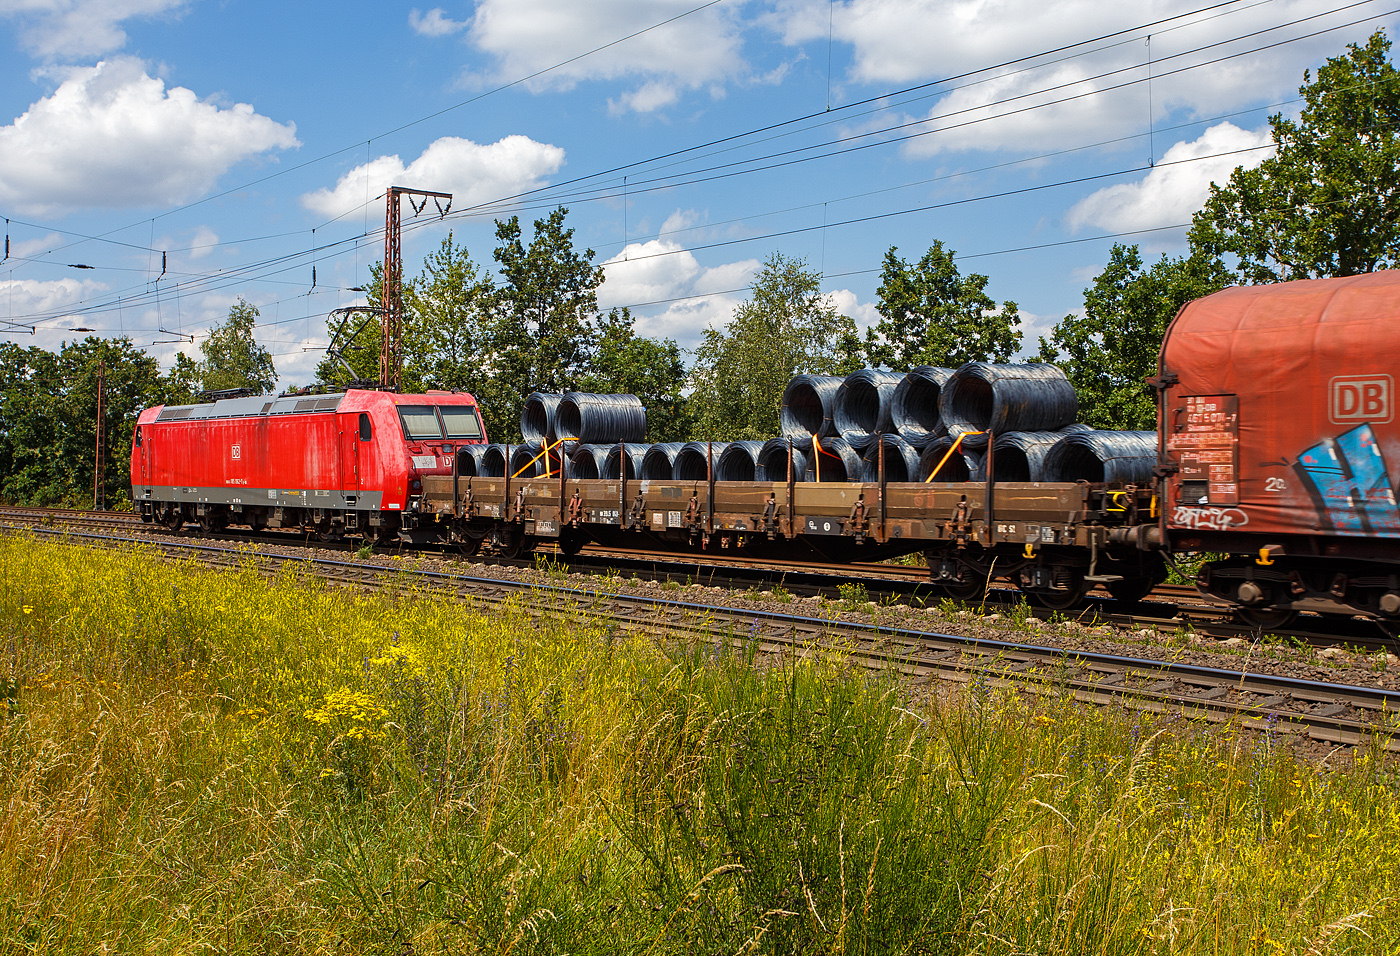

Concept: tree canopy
[[689, 253, 856, 441], [1038, 245, 1230, 429], [865, 241, 1021, 370], [1190, 30, 1400, 282], [199, 298, 277, 396]]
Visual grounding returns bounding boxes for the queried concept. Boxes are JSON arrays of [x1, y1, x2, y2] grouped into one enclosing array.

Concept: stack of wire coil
[[603, 443, 648, 480], [859, 434, 922, 482], [568, 444, 611, 479], [641, 443, 685, 480], [939, 363, 1078, 447], [804, 436, 863, 482], [673, 441, 728, 480], [715, 441, 767, 481], [919, 435, 983, 482], [756, 438, 808, 481], [1042, 430, 1157, 483], [520, 392, 561, 444], [889, 366, 954, 447], [779, 375, 841, 447], [833, 369, 903, 451], [556, 393, 647, 444]]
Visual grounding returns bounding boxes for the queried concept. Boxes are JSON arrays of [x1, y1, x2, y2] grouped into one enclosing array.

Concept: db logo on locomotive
[[1330, 374, 1392, 424]]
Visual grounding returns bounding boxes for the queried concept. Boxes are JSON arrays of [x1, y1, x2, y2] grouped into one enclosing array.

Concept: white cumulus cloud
[[1066, 122, 1273, 233], [465, 0, 747, 111], [774, 0, 1386, 154], [0, 58, 299, 217], [600, 238, 759, 345], [299, 135, 565, 220], [409, 7, 468, 36], [0, 0, 188, 58]]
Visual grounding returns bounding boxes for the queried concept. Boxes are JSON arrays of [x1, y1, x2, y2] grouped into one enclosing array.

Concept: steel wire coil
[[568, 444, 611, 480], [602, 443, 648, 480], [521, 392, 562, 443], [509, 443, 551, 479], [919, 436, 984, 482], [803, 436, 863, 482], [556, 392, 647, 444], [455, 444, 491, 478], [715, 441, 767, 482], [945, 421, 989, 451], [1042, 430, 1157, 483], [859, 434, 922, 482], [779, 375, 842, 443], [756, 438, 809, 482], [983, 431, 1065, 482], [890, 366, 954, 447], [480, 444, 509, 478], [673, 441, 729, 481], [939, 363, 1078, 445], [640, 442, 685, 480], [833, 369, 903, 450]]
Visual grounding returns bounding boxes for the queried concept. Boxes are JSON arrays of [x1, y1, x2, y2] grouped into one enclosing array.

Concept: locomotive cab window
[[439, 405, 482, 440], [358, 413, 372, 441], [134, 425, 142, 447], [398, 405, 443, 440]]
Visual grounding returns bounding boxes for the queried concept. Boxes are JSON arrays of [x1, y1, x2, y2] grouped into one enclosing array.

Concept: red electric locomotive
[[131, 388, 486, 541]]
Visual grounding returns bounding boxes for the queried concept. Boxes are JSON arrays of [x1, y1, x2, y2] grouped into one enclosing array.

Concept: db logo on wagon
[[1330, 374, 1392, 424]]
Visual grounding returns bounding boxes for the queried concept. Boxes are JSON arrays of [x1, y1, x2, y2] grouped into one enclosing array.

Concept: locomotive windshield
[[439, 406, 482, 440], [398, 406, 443, 439]]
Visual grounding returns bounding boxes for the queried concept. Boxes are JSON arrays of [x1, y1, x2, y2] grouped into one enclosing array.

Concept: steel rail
[[11, 525, 1400, 752]]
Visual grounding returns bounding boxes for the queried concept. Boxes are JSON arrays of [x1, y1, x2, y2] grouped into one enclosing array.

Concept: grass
[[2, 533, 1400, 953]]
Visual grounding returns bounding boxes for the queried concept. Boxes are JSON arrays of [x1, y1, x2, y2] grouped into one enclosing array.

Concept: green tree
[[865, 241, 1021, 369], [1190, 31, 1400, 282], [200, 298, 276, 395], [0, 337, 169, 507], [404, 233, 494, 394], [483, 208, 604, 441], [579, 308, 691, 443], [1038, 245, 1230, 429], [689, 253, 856, 441]]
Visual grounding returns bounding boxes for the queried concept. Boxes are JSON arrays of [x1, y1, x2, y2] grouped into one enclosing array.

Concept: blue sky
[[1, 0, 1396, 387]]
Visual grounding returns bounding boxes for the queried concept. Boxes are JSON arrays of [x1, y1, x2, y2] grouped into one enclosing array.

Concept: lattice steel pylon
[[381, 186, 452, 390]]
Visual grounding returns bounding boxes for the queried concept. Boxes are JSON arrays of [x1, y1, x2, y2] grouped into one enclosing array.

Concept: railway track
[[2, 505, 1395, 651], [11, 523, 1400, 753]]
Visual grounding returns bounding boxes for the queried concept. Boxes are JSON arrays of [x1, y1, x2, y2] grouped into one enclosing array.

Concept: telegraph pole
[[93, 357, 106, 511], [381, 186, 451, 391]]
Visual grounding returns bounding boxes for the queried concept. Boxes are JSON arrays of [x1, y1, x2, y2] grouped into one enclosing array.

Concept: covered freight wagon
[[1158, 270, 1400, 625]]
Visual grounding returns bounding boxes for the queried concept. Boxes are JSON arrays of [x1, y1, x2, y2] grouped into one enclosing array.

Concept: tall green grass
[[1, 534, 1398, 953]]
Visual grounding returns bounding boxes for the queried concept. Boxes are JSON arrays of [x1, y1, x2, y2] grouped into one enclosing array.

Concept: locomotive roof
[[155, 392, 346, 421]]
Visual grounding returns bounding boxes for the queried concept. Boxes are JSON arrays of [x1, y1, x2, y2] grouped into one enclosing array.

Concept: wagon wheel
[[497, 526, 535, 560], [454, 533, 484, 557], [1106, 576, 1158, 605], [1233, 605, 1297, 631], [1017, 567, 1088, 611], [937, 572, 988, 603], [557, 530, 587, 558]]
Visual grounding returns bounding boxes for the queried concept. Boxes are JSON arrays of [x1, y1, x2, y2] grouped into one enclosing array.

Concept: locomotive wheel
[[1106, 576, 1158, 605], [1017, 567, 1088, 611], [161, 509, 184, 532], [198, 512, 222, 534], [1234, 606, 1297, 631]]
